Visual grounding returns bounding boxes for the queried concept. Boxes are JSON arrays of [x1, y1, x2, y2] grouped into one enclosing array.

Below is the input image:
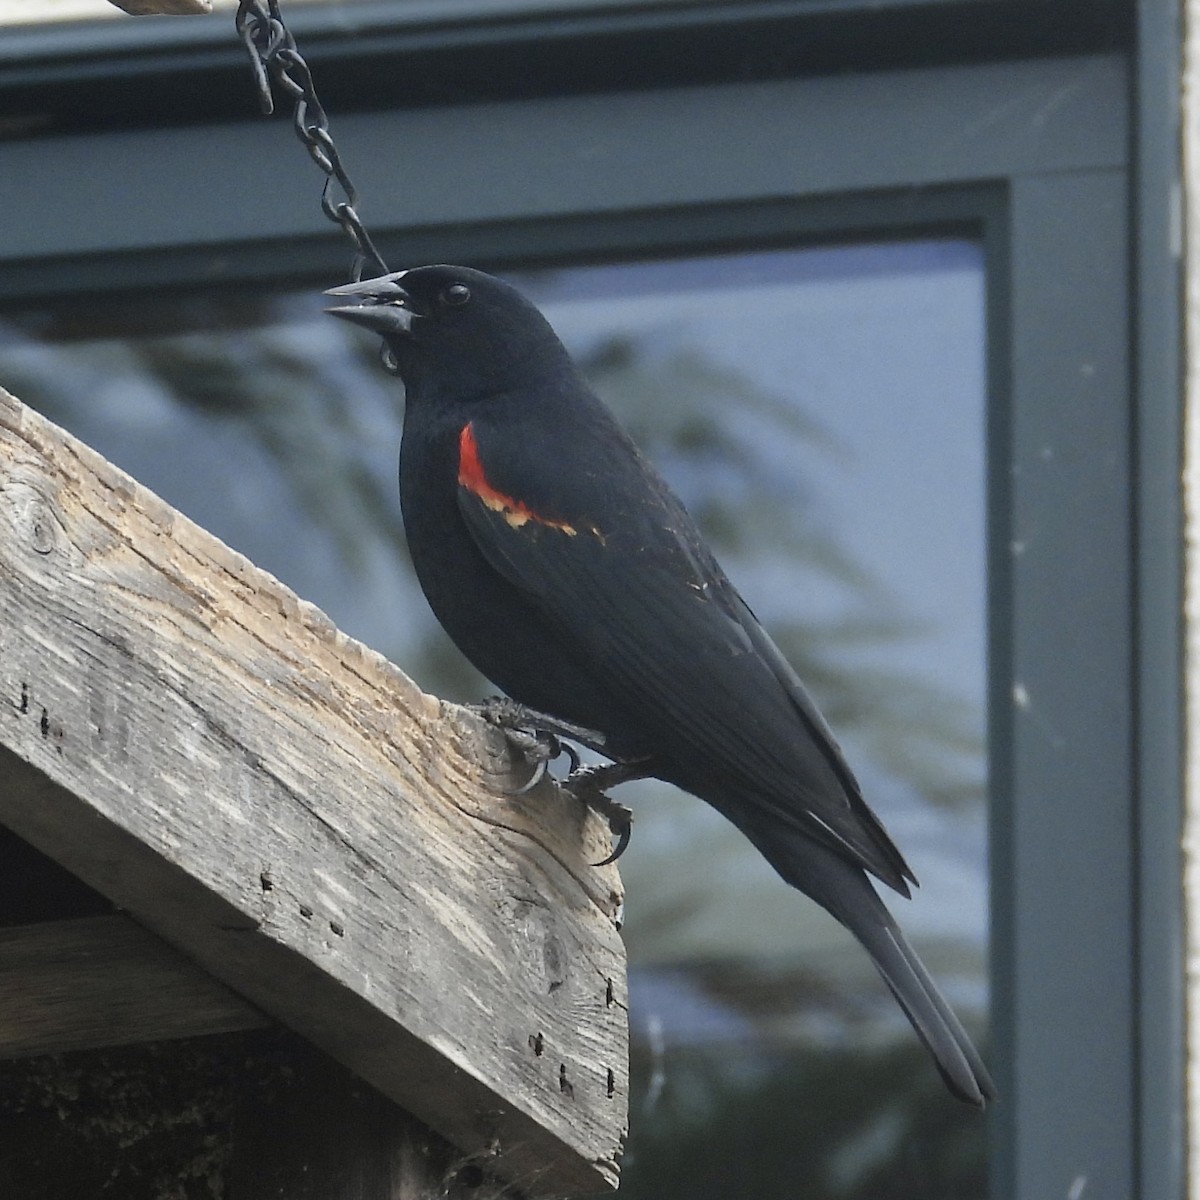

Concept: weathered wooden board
[[0, 0, 224, 23], [0, 914, 267, 1058], [0, 386, 628, 1196], [107, 0, 212, 13]]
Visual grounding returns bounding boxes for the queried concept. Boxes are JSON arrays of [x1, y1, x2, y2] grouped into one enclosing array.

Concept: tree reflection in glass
[[0, 238, 987, 1198]]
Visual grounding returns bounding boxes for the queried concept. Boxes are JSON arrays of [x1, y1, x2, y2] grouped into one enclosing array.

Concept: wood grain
[[0, 386, 627, 1196], [0, 914, 265, 1058], [107, 0, 212, 14]]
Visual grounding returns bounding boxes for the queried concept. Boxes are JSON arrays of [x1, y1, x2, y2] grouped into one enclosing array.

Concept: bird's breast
[[398, 419, 642, 751]]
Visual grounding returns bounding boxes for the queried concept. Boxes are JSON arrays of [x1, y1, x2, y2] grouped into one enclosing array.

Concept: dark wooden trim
[[0, 1027, 506, 1199], [0, 914, 266, 1059]]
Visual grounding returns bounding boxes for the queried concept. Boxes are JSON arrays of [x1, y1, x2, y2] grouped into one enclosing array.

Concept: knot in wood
[[31, 512, 56, 555]]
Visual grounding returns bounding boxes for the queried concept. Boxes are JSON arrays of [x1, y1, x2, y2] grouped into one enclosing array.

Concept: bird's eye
[[442, 283, 471, 308]]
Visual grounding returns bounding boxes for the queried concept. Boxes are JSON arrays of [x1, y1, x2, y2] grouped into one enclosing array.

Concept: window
[[1, 238, 990, 1195], [0, 2, 1181, 1196]]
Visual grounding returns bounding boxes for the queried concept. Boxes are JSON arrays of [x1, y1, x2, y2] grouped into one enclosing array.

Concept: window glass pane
[[518, 244, 988, 1199], [0, 237, 988, 1197]]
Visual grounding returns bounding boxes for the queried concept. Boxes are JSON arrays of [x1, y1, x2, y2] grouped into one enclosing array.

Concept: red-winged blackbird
[[327, 265, 995, 1107]]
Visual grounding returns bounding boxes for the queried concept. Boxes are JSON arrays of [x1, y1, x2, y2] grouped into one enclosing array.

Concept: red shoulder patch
[[457, 422, 581, 536]]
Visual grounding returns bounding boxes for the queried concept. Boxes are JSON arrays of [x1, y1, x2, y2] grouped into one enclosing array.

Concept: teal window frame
[[0, 2, 1181, 1196]]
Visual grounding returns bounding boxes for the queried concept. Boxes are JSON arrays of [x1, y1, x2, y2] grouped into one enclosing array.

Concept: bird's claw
[[509, 755, 547, 796], [594, 805, 634, 866], [473, 697, 596, 793], [472, 698, 640, 864], [575, 786, 633, 866], [489, 723, 561, 795], [563, 763, 642, 865]]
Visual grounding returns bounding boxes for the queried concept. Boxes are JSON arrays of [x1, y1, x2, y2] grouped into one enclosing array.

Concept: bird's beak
[[325, 271, 420, 336]]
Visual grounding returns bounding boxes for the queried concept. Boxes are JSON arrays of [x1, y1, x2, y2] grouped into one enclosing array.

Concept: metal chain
[[235, 0, 389, 282]]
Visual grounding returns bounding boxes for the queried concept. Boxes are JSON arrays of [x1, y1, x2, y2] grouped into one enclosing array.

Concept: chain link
[[236, 0, 389, 282]]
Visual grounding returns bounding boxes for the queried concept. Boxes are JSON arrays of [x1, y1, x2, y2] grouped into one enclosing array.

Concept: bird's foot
[[473, 698, 644, 865], [562, 759, 651, 865], [473, 696, 606, 793]]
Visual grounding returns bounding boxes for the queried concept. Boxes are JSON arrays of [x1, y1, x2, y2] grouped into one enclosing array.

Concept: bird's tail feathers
[[858, 912, 996, 1106], [737, 811, 995, 1107]]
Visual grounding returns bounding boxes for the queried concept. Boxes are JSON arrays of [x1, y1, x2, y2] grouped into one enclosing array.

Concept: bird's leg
[[472, 696, 606, 792], [473, 696, 608, 754], [563, 758, 654, 792], [562, 758, 652, 866]]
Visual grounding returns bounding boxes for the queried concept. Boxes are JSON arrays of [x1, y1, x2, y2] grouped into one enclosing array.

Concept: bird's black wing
[[454, 428, 914, 894], [455, 412, 997, 1107]]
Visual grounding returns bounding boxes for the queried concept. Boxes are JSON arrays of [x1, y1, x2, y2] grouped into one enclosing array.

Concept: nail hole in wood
[[298, 904, 313, 920], [529, 1032, 544, 1056], [18, 683, 28, 714], [607, 1068, 615, 1098], [605, 978, 614, 1006], [259, 872, 274, 892], [329, 921, 344, 937], [558, 1064, 573, 1098]]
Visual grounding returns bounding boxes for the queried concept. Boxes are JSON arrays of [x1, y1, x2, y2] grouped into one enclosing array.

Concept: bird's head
[[326, 265, 571, 400]]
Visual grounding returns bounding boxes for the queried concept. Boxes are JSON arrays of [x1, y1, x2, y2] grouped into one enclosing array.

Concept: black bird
[[327, 265, 995, 1107]]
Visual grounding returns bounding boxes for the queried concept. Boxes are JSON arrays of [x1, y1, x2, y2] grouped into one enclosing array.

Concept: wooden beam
[[0, 914, 267, 1058], [0, 0, 215, 21], [0, 387, 627, 1196], [106, 0, 213, 13], [228, 1030, 509, 1199]]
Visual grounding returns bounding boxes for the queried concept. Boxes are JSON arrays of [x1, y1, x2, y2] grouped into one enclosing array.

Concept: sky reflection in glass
[[0, 236, 988, 1196]]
